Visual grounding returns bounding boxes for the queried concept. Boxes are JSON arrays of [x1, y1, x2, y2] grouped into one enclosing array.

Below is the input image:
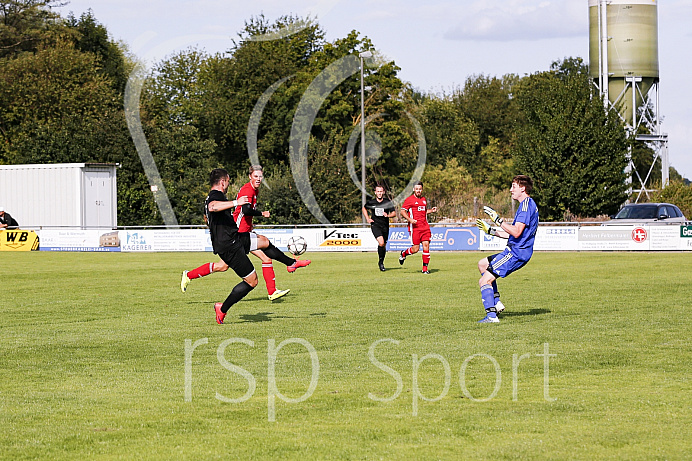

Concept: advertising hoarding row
[[11, 224, 692, 252]]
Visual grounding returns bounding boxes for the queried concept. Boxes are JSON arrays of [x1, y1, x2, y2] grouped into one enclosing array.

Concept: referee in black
[[362, 184, 396, 271]]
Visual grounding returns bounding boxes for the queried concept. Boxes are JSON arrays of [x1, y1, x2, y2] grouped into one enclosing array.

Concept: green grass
[[1, 251, 691, 460]]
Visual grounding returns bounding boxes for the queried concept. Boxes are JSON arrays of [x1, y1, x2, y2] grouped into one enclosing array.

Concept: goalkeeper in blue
[[475, 175, 538, 323]]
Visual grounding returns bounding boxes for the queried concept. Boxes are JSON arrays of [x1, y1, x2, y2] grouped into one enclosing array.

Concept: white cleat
[[268, 288, 290, 301], [181, 270, 190, 293]]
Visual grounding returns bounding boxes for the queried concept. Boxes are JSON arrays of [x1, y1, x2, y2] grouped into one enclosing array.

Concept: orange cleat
[[214, 302, 226, 324], [287, 258, 311, 273]]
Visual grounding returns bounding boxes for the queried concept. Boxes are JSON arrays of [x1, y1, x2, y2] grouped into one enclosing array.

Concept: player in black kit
[[361, 184, 396, 271], [205, 168, 310, 324]]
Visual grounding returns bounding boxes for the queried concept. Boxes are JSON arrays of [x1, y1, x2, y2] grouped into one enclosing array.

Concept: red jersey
[[232, 182, 259, 232], [401, 194, 430, 231]]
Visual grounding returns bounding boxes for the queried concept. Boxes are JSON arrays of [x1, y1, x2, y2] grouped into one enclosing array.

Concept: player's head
[[413, 181, 423, 198], [374, 184, 385, 199], [511, 175, 533, 197], [210, 168, 230, 192], [249, 165, 264, 189]]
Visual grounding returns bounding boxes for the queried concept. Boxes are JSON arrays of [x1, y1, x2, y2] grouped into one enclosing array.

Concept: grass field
[[1, 250, 691, 460]]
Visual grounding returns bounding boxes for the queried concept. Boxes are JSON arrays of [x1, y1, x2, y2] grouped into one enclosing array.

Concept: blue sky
[[61, 0, 692, 179]]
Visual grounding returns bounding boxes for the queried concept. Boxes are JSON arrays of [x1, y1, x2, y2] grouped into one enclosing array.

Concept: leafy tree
[[139, 124, 217, 225], [454, 73, 519, 148], [651, 181, 692, 218], [198, 15, 326, 172], [421, 157, 480, 219], [192, 17, 418, 222], [66, 10, 130, 94], [417, 95, 478, 169], [138, 49, 220, 225], [0, 43, 125, 164], [512, 58, 629, 220], [0, 0, 71, 58]]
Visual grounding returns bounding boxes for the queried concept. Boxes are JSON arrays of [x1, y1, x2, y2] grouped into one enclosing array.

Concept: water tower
[[588, 0, 668, 199]]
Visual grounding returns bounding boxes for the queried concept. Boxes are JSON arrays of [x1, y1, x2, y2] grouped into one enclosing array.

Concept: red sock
[[422, 252, 430, 267], [188, 263, 213, 279], [403, 247, 414, 257], [262, 263, 276, 295]]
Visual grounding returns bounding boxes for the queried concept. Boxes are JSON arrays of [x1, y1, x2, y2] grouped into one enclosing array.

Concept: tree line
[[2, 1, 690, 225]]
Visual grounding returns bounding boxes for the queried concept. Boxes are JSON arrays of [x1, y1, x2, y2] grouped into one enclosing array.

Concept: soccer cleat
[[495, 300, 506, 313], [422, 269, 430, 274], [287, 259, 311, 273], [214, 302, 226, 324], [478, 312, 500, 323], [399, 251, 406, 265], [180, 270, 190, 293], [379, 262, 386, 272], [268, 288, 290, 301]]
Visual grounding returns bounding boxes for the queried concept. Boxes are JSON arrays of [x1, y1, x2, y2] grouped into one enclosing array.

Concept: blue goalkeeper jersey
[[507, 197, 539, 261]]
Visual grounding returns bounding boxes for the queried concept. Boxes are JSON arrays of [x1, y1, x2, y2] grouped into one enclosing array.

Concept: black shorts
[[218, 233, 255, 278], [371, 223, 389, 242]]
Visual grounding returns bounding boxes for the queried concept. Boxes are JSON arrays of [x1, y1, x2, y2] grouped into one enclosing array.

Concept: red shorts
[[410, 226, 431, 246]]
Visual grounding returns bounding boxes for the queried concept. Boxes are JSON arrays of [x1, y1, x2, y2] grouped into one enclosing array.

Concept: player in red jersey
[[181, 165, 305, 300], [399, 181, 438, 274]]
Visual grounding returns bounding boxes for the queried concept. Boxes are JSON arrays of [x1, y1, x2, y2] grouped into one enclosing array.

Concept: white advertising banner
[[649, 226, 682, 251], [534, 227, 579, 251], [38, 229, 121, 252], [479, 232, 508, 252], [33, 225, 692, 252], [120, 229, 209, 252], [301, 227, 378, 252], [577, 226, 651, 251]]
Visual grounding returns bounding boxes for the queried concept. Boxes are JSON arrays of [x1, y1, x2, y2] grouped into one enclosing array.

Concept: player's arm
[[400, 208, 416, 224], [241, 203, 264, 217], [497, 220, 526, 239], [484, 205, 528, 238], [386, 209, 396, 218], [361, 206, 374, 223], [208, 195, 249, 212], [426, 207, 438, 214]]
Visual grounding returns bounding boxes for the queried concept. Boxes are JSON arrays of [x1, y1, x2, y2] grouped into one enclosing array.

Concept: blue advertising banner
[[386, 226, 480, 251]]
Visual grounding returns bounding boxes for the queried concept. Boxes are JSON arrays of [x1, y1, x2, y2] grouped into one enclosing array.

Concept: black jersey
[[205, 189, 240, 254], [364, 197, 395, 228]]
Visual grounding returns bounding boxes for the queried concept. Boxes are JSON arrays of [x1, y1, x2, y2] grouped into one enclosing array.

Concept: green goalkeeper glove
[[476, 219, 496, 236], [483, 206, 503, 225]]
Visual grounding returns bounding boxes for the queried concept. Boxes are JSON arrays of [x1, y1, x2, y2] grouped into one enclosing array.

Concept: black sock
[[221, 281, 254, 313], [262, 242, 296, 266], [377, 245, 386, 262]]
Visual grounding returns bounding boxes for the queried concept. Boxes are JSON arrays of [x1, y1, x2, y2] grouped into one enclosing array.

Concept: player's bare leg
[[181, 260, 229, 292]]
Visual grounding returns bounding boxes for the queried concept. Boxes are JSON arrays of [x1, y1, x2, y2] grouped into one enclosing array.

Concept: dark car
[[604, 203, 687, 225]]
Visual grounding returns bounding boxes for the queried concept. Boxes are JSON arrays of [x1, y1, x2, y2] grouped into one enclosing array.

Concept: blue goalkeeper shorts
[[486, 248, 529, 278]]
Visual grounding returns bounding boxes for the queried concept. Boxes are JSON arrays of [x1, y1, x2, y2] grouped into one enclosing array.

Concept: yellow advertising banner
[[0, 229, 40, 251]]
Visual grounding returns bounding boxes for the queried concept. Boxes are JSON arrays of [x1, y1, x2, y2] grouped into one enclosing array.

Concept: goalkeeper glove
[[483, 206, 503, 225], [476, 219, 497, 236]]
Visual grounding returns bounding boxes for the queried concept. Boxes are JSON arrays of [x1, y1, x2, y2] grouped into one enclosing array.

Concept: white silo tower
[[588, 0, 668, 199]]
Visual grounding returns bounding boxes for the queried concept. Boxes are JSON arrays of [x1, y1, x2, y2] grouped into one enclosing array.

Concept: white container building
[[0, 163, 118, 228]]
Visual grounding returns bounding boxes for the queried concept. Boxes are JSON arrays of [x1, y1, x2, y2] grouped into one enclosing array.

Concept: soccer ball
[[287, 236, 307, 256]]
